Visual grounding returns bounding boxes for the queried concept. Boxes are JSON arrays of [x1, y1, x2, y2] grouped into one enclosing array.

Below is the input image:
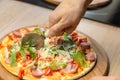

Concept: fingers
[[49, 22, 64, 36], [89, 76, 120, 80], [49, 15, 74, 36], [49, 13, 61, 27]]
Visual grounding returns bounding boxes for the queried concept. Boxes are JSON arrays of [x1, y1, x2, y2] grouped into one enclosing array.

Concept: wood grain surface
[[0, 0, 120, 79]]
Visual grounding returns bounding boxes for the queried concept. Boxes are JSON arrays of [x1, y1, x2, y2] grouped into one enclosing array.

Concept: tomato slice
[[44, 68, 53, 76]]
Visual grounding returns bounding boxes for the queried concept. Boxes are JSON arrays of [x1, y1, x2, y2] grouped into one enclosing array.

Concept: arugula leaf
[[59, 62, 67, 69], [19, 48, 26, 60], [28, 47, 36, 59], [48, 47, 57, 55], [19, 43, 26, 60], [59, 33, 76, 51], [70, 50, 88, 67], [19, 44, 36, 60], [49, 60, 67, 70], [63, 32, 75, 44], [32, 28, 44, 35], [49, 60, 58, 70], [9, 45, 17, 67]]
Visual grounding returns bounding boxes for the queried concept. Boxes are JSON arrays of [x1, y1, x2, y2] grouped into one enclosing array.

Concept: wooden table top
[[0, 0, 120, 77]]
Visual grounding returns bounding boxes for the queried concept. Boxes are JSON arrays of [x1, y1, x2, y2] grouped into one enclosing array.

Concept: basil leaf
[[9, 45, 17, 67], [70, 50, 88, 67]]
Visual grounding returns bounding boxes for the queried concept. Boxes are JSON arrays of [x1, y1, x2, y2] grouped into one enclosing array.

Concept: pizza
[[0, 25, 96, 80]]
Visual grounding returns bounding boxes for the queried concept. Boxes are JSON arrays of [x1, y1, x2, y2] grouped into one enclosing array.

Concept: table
[[0, 0, 120, 78]]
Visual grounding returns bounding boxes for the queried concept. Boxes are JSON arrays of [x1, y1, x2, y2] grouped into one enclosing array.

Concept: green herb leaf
[[59, 62, 67, 69], [70, 50, 88, 67], [49, 60, 67, 70], [9, 45, 17, 67], [48, 47, 57, 54], [19, 48, 26, 60], [28, 47, 36, 59], [59, 33, 76, 51], [32, 28, 44, 35], [63, 32, 74, 44], [49, 60, 58, 70]]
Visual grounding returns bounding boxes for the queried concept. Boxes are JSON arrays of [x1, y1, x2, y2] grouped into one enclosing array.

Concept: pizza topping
[[31, 68, 43, 77], [5, 58, 11, 64], [24, 49, 30, 55], [49, 60, 67, 70], [19, 47, 26, 60], [56, 38, 64, 45], [62, 63, 78, 74], [9, 44, 17, 67], [58, 33, 76, 51], [20, 45, 37, 60], [79, 37, 87, 42], [44, 68, 53, 76], [18, 68, 24, 80], [13, 30, 22, 38], [70, 50, 88, 67], [86, 53, 95, 62], [32, 28, 44, 35], [80, 42, 90, 50]]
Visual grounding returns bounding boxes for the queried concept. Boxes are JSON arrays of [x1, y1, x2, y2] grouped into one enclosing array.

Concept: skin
[[49, 0, 92, 36], [48, 0, 120, 79]]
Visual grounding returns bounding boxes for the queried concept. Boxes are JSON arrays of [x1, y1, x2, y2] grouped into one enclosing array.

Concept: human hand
[[49, 0, 92, 36], [89, 76, 120, 80]]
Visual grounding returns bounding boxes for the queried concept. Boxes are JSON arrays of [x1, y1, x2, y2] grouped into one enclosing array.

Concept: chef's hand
[[89, 76, 120, 80], [49, 0, 92, 36]]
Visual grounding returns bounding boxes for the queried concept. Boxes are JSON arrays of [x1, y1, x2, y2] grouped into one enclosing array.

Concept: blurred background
[[19, 0, 120, 27]]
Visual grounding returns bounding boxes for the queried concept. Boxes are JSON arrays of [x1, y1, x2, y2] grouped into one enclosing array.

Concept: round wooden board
[[0, 31, 109, 80]]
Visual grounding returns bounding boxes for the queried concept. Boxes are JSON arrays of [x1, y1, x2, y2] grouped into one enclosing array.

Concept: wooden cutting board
[[0, 31, 109, 80], [45, 0, 112, 9]]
